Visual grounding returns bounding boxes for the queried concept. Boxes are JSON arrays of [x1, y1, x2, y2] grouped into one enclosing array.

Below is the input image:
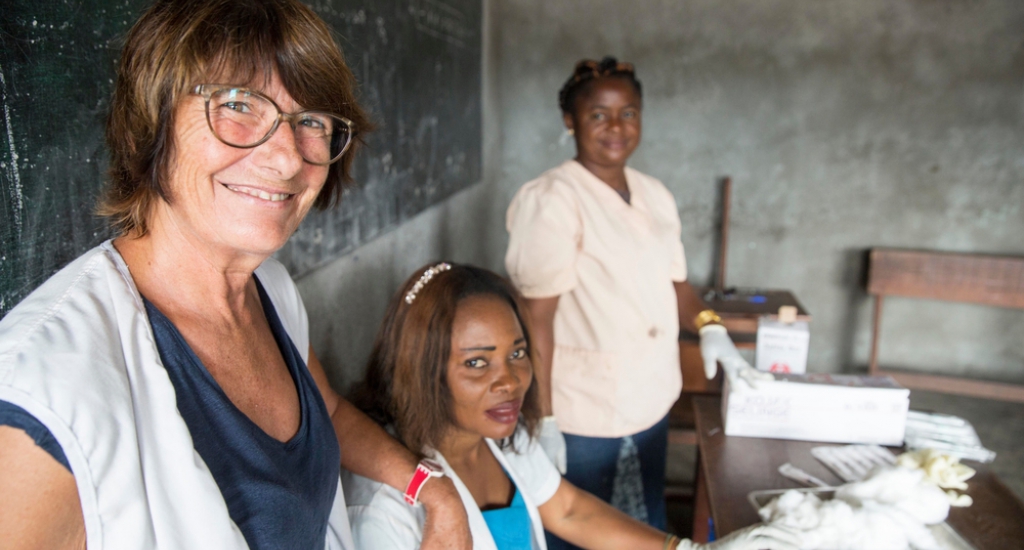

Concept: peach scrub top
[[505, 160, 687, 438]]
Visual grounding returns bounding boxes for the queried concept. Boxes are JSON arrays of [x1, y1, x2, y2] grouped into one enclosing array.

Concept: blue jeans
[[545, 415, 669, 550]]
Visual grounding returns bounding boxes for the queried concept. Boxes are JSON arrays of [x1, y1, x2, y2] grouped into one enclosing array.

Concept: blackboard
[[0, 0, 482, 317]]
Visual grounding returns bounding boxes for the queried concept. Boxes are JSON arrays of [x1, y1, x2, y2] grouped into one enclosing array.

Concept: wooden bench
[[867, 248, 1024, 402]]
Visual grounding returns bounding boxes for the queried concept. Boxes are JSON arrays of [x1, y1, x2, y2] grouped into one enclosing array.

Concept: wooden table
[[691, 395, 1024, 549], [689, 287, 811, 338]]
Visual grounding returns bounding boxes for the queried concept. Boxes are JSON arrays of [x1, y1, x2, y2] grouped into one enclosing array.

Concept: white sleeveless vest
[[0, 241, 355, 550]]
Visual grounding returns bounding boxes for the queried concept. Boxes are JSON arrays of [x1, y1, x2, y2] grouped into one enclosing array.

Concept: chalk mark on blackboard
[[409, 0, 470, 48], [0, 64, 24, 237], [376, 16, 388, 45]]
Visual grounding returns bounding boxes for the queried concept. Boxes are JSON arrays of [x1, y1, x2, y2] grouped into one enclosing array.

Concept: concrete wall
[[296, 0, 506, 392], [299, 0, 1024, 390], [297, 179, 506, 392]]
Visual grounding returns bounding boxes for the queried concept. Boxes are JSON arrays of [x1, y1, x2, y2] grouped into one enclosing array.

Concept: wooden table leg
[[691, 446, 711, 543]]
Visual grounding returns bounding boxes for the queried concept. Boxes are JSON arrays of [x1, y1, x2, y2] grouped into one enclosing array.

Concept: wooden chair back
[[866, 248, 1024, 402]]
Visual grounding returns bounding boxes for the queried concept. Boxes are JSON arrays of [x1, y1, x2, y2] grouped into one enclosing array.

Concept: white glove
[[538, 416, 568, 474], [677, 523, 802, 550], [698, 324, 774, 390], [896, 448, 976, 490]]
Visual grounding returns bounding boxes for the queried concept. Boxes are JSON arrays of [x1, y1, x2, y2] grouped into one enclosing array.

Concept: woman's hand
[[674, 280, 773, 390], [308, 347, 472, 549], [418, 476, 473, 550], [697, 323, 749, 380], [677, 524, 800, 550], [697, 325, 773, 390]]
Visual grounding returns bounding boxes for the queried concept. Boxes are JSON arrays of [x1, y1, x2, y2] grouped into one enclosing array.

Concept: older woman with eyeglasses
[[0, 1, 470, 549]]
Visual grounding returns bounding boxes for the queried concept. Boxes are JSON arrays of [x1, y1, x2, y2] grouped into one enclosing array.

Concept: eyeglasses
[[191, 85, 354, 166]]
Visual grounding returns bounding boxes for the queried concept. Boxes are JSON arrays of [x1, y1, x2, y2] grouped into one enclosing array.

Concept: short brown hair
[[353, 263, 542, 456], [99, 0, 373, 236]]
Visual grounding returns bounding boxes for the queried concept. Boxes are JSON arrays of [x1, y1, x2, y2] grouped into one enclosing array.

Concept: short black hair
[[558, 56, 643, 115]]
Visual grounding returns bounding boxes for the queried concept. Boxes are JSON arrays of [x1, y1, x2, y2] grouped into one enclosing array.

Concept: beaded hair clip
[[571, 58, 636, 83], [558, 57, 640, 113], [404, 262, 452, 304]]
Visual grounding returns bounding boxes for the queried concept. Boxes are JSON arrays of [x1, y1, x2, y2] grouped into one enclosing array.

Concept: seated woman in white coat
[[344, 263, 798, 550]]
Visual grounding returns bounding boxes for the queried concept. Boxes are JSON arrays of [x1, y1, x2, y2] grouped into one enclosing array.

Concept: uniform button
[[648, 327, 659, 338]]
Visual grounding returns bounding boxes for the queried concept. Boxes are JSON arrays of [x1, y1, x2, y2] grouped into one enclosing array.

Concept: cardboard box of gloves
[[722, 373, 910, 446]]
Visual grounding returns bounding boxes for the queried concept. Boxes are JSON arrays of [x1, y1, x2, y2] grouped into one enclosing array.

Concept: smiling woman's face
[[160, 71, 330, 260], [446, 294, 533, 442], [564, 77, 642, 171]]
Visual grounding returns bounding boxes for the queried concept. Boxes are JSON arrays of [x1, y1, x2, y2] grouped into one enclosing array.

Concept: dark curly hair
[[558, 56, 643, 115]]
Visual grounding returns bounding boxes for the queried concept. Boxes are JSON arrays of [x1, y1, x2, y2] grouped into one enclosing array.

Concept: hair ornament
[[557, 56, 642, 114], [572, 57, 635, 83], [404, 262, 452, 304]]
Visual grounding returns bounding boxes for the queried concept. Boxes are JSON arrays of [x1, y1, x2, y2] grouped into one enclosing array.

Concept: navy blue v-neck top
[[142, 277, 340, 549], [0, 276, 340, 549], [144, 278, 337, 548]]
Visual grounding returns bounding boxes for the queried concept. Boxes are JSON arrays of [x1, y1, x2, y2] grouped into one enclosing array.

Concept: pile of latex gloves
[[895, 449, 975, 507], [758, 451, 975, 550]]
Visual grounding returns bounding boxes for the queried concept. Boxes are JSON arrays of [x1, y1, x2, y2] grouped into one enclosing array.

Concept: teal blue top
[[481, 486, 532, 550]]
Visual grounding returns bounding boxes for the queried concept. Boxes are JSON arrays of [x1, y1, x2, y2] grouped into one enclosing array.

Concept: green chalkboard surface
[[0, 0, 482, 316]]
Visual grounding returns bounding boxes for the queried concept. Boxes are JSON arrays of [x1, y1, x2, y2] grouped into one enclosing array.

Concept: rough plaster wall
[[490, 0, 1024, 380], [296, 0, 505, 392], [299, 0, 1024, 389], [297, 181, 503, 391]]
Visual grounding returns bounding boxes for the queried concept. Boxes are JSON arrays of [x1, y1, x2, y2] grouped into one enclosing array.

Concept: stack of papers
[[811, 444, 897, 482], [904, 410, 996, 463]]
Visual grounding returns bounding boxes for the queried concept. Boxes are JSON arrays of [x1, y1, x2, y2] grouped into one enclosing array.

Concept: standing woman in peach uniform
[[505, 57, 764, 550]]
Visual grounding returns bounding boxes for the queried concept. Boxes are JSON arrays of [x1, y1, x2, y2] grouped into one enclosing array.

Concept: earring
[[568, 128, 575, 136], [559, 127, 574, 146]]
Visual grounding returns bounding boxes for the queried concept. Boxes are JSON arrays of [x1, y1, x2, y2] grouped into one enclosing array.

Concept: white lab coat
[[0, 240, 355, 550], [344, 428, 562, 550]]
